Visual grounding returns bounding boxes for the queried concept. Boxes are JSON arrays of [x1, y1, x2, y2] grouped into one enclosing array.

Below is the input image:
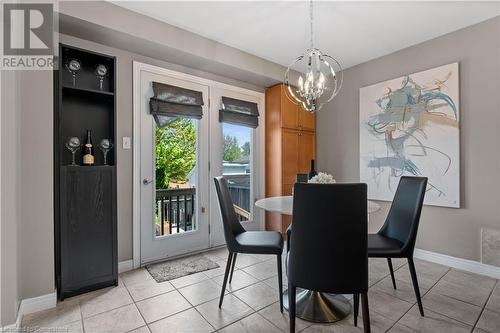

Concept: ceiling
[[113, 1, 500, 69]]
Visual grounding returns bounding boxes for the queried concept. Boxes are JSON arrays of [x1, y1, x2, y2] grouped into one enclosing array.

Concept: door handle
[[143, 178, 153, 185]]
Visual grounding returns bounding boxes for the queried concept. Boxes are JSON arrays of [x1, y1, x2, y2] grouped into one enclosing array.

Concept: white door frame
[[132, 61, 265, 269]]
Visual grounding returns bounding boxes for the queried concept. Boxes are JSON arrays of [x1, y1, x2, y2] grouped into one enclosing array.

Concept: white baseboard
[[414, 248, 500, 279], [2, 261, 132, 329], [2, 291, 57, 330], [118, 260, 134, 273], [1, 313, 22, 331], [19, 291, 57, 316]]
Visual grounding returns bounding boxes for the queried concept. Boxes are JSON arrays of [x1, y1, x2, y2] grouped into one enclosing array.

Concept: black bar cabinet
[[54, 44, 117, 299]]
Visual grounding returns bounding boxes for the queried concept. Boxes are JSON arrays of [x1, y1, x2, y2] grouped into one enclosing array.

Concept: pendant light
[[284, 0, 343, 113]]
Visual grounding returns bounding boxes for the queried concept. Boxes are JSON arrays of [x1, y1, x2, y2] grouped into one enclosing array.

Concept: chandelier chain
[[309, 0, 314, 49]]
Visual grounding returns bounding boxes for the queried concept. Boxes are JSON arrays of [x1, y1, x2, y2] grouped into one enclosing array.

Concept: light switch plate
[[122, 137, 131, 149]]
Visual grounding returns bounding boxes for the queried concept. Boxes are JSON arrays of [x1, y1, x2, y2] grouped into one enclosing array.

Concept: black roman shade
[[219, 96, 259, 128], [149, 82, 204, 127]]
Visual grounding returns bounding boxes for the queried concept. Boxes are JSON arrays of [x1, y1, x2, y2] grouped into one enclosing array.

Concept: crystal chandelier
[[284, 0, 343, 113]]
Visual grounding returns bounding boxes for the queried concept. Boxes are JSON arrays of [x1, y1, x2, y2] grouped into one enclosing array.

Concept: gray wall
[[18, 70, 55, 299], [1, 68, 55, 327], [1, 71, 21, 326], [317, 17, 500, 262]]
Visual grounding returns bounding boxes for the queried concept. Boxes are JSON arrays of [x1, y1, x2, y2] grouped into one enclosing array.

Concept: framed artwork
[[359, 62, 460, 208]]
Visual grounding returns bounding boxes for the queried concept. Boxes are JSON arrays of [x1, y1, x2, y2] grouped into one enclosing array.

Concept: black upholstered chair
[[288, 183, 370, 333], [214, 176, 284, 311], [366, 176, 428, 317], [296, 173, 308, 183]]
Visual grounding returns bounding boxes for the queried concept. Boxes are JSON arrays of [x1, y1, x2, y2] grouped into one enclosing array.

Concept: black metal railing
[[224, 174, 251, 221], [155, 175, 251, 236], [156, 188, 195, 236]]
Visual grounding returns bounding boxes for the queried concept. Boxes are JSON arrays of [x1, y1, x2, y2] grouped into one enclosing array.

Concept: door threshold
[[140, 245, 227, 267]]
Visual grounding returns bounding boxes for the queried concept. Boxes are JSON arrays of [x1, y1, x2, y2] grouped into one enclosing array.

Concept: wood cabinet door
[[282, 129, 300, 185], [298, 106, 315, 131], [298, 131, 316, 174], [281, 215, 292, 237], [282, 183, 294, 196], [60, 166, 117, 296], [280, 87, 299, 129]]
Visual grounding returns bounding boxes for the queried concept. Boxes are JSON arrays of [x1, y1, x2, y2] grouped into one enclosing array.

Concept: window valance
[[149, 82, 204, 127], [219, 96, 259, 128]]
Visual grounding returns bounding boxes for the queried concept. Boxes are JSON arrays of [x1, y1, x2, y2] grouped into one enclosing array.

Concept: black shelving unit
[[54, 44, 117, 300]]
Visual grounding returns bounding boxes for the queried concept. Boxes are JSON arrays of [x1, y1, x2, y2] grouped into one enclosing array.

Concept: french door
[[139, 70, 210, 264], [136, 63, 264, 265], [209, 87, 261, 246]]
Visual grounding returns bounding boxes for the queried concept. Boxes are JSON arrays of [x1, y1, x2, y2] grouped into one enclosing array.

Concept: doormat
[[145, 254, 220, 283]]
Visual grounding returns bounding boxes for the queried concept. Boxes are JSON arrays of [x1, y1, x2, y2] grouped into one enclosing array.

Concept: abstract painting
[[360, 63, 460, 208]]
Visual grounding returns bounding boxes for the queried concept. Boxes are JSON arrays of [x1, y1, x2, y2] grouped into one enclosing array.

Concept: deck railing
[[156, 188, 195, 236], [155, 177, 251, 236], [224, 174, 251, 221]]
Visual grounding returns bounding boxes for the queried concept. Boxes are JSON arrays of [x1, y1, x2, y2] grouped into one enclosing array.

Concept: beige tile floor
[[22, 247, 500, 333]]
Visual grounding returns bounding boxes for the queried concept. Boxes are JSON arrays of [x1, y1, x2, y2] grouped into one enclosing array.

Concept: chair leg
[[353, 293, 359, 327], [219, 252, 233, 308], [408, 257, 424, 316], [361, 293, 371, 333], [277, 254, 283, 312], [289, 284, 296, 333], [387, 258, 397, 289], [229, 253, 237, 283]]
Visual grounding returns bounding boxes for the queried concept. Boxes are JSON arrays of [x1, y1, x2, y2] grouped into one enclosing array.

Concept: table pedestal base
[[283, 288, 351, 323]]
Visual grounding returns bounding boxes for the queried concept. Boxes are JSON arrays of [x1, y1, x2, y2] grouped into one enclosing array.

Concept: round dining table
[[255, 195, 381, 323]]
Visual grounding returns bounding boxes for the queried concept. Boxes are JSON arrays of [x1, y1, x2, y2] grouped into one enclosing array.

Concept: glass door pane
[[222, 123, 252, 222], [154, 118, 198, 237], [139, 67, 210, 264]]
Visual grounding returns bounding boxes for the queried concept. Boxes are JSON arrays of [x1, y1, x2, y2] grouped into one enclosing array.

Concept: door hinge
[[208, 224, 211, 234], [208, 161, 211, 171]]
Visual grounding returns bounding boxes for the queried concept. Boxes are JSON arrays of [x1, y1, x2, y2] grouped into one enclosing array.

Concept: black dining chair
[[214, 176, 284, 311], [296, 173, 308, 183], [285, 173, 308, 251], [365, 176, 428, 317], [288, 182, 370, 333]]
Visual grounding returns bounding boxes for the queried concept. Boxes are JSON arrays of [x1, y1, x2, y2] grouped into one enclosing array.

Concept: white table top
[[255, 196, 381, 215]]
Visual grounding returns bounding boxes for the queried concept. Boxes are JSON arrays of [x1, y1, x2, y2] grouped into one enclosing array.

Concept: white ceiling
[[113, 1, 500, 69]]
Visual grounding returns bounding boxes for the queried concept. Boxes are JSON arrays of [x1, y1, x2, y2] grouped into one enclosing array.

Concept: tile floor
[[22, 247, 500, 332]]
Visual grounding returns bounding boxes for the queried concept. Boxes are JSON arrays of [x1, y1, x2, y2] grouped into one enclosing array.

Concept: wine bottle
[[308, 159, 317, 179], [83, 130, 94, 166]]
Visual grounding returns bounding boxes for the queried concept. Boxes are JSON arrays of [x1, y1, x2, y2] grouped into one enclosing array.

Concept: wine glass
[[95, 64, 108, 90], [65, 137, 81, 166], [98, 139, 113, 165], [65, 59, 81, 86]]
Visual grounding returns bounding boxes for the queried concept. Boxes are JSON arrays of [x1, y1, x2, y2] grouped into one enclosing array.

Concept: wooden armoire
[[265, 84, 315, 236]]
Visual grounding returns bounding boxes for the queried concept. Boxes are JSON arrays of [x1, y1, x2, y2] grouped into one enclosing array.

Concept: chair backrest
[[296, 174, 308, 183], [214, 176, 246, 251], [288, 182, 368, 294], [379, 176, 428, 255]]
